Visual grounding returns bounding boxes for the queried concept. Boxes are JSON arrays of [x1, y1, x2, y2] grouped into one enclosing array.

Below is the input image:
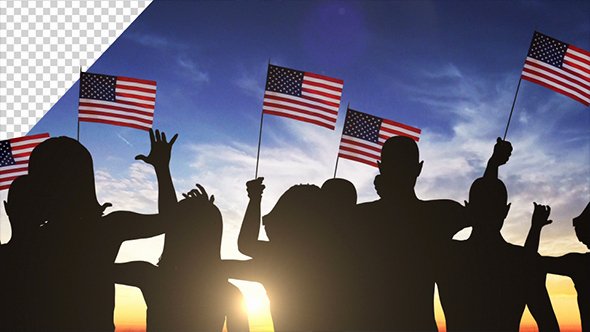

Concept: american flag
[[78, 72, 157, 131], [521, 31, 590, 106], [338, 108, 421, 168], [263, 64, 344, 130], [0, 133, 50, 191]]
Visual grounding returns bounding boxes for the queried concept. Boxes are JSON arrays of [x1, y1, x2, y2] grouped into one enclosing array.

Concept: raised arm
[[483, 137, 512, 179], [238, 178, 267, 258], [106, 129, 179, 242], [524, 205, 579, 276], [524, 204, 560, 331], [525, 203, 552, 253], [106, 211, 171, 241], [113, 261, 157, 289], [527, 256, 560, 332], [540, 253, 580, 277], [135, 128, 179, 215]]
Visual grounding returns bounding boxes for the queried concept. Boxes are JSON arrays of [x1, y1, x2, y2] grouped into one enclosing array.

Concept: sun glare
[[244, 292, 267, 313], [229, 279, 274, 332]]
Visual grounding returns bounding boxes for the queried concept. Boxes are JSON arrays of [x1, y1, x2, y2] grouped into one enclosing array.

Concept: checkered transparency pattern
[[0, 0, 152, 140]]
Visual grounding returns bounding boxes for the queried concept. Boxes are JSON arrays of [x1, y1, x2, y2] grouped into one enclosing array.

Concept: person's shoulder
[[354, 199, 384, 213], [503, 242, 541, 265], [356, 199, 382, 208], [562, 252, 588, 262], [446, 239, 468, 254], [100, 210, 132, 223], [502, 241, 532, 255], [419, 199, 467, 229], [420, 199, 464, 211]]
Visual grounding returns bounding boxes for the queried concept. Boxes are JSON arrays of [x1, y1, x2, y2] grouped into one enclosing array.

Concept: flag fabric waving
[[78, 72, 157, 131], [521, 31, 590, 106], [338, 108, 421, 168], [263, 64, 344, 130], [0, 133, 50, 190]]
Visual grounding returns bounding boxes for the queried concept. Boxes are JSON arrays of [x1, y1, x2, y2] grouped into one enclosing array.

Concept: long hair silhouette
[[24, 136, 167, 331]]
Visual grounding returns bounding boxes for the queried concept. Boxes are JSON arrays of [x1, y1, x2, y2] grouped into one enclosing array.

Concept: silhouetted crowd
[[0, 130, 588, 332]]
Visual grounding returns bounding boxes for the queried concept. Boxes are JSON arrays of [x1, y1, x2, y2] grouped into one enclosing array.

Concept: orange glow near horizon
[[114, 275, 582, 332]]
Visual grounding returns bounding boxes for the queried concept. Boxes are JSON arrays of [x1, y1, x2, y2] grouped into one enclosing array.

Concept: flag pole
[[333, 103, 349, 178], [254, 113, 265, 178], [254, 60, 271, 178], [77, 67, 82, 141], [502, 77, 522, 140]]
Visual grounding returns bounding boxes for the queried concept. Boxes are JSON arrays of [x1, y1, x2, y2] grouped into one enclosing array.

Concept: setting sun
[[230, 279, 275, 332]]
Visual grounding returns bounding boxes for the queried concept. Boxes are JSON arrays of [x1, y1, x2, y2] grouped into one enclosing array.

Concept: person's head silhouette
[[27, 137, 107, 222], [263, 184, 322, 243], [466, 177, 511, 234], [375, 136, 423, 198], [4, 175, 43, 242], [573, 202, 590, 250], [160, 196, 224, 269], [321, 178, 357, 208]]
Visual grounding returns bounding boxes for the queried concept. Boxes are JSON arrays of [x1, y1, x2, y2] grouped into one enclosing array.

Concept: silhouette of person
[[115, 129, 248, 332], [436, 179, 559, 331], [312, 178, 360, 328], [115, 189, 248, 332], [526, 201, 590, 331], [1, 175, 44, 331], [345, 135, 478, 330], [345, 136, 520, 330], [25, 136, 170, 331], [238, 178, 327, 331]]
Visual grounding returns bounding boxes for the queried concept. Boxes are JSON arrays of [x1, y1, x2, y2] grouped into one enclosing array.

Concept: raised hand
[[182, 183, 215, 204], [526, 202, 553, 252], [490, 137, 513, 166], [246, 177, 265, 199], [135, 128, 178, 168], [532, 202, 552, 228]]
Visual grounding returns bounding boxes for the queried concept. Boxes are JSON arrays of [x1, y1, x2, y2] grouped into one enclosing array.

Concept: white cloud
[[422, 63, 463, 79], [233, 60, 270, 98], [125, 32, 209, 85], [396, 64, 590, 255], [176, 56, 209, 83], [235, 76, 264, 97], [126, 32, 187, 51]]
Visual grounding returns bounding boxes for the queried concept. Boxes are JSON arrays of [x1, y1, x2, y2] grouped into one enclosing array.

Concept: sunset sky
[[1, 1, 589, 331]]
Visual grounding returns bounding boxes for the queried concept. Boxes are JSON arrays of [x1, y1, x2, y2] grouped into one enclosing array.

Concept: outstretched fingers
[[182, 184, 215, 203], [532, 202, 553, 227], [169, 133, 178, 145], [148, 128, 156, 145], [155, 129, 162, 142], [195, 184, 210, 200]]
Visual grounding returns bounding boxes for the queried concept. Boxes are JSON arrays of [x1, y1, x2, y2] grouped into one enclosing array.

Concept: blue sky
[[2, 0, 589, 261]]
